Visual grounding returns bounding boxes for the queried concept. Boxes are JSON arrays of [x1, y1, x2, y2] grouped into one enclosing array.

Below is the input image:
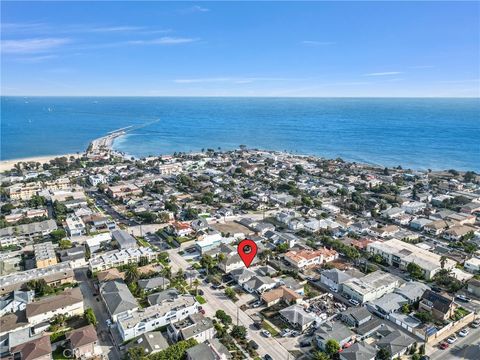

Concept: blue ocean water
[[1, 97, 479, 171]]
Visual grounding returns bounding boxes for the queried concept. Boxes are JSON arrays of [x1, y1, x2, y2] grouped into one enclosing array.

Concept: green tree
[[407, 262, 424, 280], [415, 311, 433, 323], [149, 338, 197, 360], [59, 239, 72, 249], [215, 310, 232, 326], [312, 352, 330, 360], [440, 255, 447, 269], [376, 348, 391, 360], [25, 279, 52, 296], [84, 308, 97, 325], [124, 264, 139, 285], [230, 325, 247, 339], [325, 339, 340, 356], [192, 278, 200, 296], [50, 229, 67, 242], [401, 303, 411, 314], [127, 346, 147, 360], [224, 287, 237, 301]]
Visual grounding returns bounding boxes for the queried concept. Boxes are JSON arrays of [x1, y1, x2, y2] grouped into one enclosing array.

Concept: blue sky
[[1, 1, 479, 97]]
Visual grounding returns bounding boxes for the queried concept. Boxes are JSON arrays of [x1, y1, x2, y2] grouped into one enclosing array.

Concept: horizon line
[[2, 95, 479, 99]]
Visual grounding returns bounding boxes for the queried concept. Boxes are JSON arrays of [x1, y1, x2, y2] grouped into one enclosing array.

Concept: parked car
[[348, 298, 360, 306], [471, 319, 480, 328], [249, 340, 259, 350], [261, 329, 271, 338], [458, 328, 469, 337], [447, 335, 457, 344], [252, 301, 262, 308], [300, 339, 312, 347], [290, 331, 300, 337], [264, 355, 273, 360], [456, 295, 471, 302], [439, 342, 449, 350], [280, 329, 292, 337]]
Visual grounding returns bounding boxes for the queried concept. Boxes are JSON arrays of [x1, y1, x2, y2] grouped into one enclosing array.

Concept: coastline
[[0, 153, 81, 172]]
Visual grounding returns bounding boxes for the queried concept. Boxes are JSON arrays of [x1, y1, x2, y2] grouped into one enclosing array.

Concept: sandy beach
[[0, 153, 81, 172]]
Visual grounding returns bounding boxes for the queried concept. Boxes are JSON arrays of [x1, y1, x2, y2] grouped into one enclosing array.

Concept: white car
[[472, 319, 480, 328], [252, 301, 262, 308], [447, 335, 457, 344], [261, 329, 271, 338], [458, 328, 469, 337], [280, 329, 292, 337], [349, 298, 360, 306]]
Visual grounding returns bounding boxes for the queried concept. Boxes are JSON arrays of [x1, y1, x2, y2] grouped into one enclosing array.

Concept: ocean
[[1, 97, 479, 171]]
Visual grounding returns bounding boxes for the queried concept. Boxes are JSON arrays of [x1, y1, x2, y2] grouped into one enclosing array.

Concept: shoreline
[[0, 153, 81, 172]]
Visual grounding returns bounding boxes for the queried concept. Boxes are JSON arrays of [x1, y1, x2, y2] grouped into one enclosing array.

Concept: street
[[429, 325, 480, 360], [74, 268, 120, 360], [168, 247, 293, 360]]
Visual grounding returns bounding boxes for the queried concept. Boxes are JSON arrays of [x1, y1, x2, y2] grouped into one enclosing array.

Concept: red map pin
[[237, 239, 258, 268]]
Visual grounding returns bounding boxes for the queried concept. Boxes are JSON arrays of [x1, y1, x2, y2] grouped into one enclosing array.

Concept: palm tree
[[193, 279, 200, 296], [161, 266, 172, 280], [124, 264, 139, 285], [440, 255, 447, 269]]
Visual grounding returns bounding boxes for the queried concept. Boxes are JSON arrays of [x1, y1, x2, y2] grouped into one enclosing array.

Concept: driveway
[[74, 268, 121, 360]]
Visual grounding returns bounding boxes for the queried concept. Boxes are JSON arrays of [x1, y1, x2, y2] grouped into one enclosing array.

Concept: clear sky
[[1, 1, 479, 97]]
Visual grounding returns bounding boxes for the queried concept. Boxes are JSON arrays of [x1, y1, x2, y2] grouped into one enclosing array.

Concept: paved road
[[74, 268, 120, 360], [168, 248, 292, 360], [429, 325, 480, 360]]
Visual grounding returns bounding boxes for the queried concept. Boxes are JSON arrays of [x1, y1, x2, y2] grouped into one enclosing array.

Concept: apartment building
[[284, 248, 338, 269], [88, 247, 157, 272], [342, 270, 401, 304], [34, 241, 58, 268], [367, 239, 456, 280], [0, 219, 58, 247]]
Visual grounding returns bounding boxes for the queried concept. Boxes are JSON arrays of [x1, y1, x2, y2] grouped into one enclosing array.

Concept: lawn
[[52, 348, 69, 360], [136, 237, 150, 247], [195, 295, 207, 304], [262, 320, 279, 337]]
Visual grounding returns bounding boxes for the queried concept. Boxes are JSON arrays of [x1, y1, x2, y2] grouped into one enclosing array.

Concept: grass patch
[[195, 295, 207, 304], [452, 307, 470, 321], [52, 348, 69, 360], [261, 320, 279, 337], [136, 237, 150, 247], [192, 262, 202, 270]]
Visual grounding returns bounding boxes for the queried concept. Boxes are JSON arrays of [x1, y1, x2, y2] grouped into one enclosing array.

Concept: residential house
[[117, 294, 199, 341], [342, 270, 401, 304], [171, 222, 193, 237], [284, 248, 338, 270], [65, 216, 86, 237], [107, 184, 142, 199], [0, 290, 34, 316], [186, 339, 231, 360], [0, 262, 74, 295], [7, 335, 52, 360], [419, 290, 457, 321], [261, 286, 302, 307], [368, 293, 408, 318], [33, 242, 57, 269], [89, 247, 157, 272], [279, 304, 316, 331], [111, 229, 138, 250], [315, 321, 355, 351], [0, 219, 58, 247], [394, 281, 430, 304], [339, 342, 376, 360], [167, 313, 215, 343], [59, 246, 87, 269], [243, 276, 277, 294], [66, 324, 101, 359], [126, 332, 169, 356], [467, 278, 480, 297], [465, 257, 480, 273], [100, 280, 138, 322], [320, 269, 352, 293], [229, 268, 256, 285], [84, 232, 112, 254], [341, 307, 372, 327], [375, 327, 416, 359], [138, 277, 170, 292], [26, 288, 84, 325]]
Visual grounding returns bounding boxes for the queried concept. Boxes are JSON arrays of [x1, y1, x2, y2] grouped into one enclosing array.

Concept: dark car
[[300, 340, 312, 347], [249, 340, 259, 350], [264, 355, 273, 360]]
